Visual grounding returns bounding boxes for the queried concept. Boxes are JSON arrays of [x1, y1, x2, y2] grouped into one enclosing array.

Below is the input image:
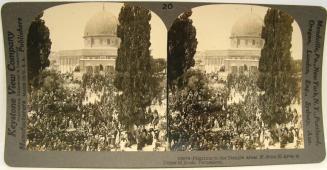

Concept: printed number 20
[[162, 3, 173, 10]]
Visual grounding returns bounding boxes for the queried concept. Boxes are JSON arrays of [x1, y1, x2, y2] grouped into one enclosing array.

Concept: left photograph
[[26, 2, 167, 151]]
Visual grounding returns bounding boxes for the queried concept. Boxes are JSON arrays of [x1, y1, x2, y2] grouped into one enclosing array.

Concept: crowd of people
[[26, 70, 167, 151], [170, 112, 303, 151], [27, 103, 166, 151], [169, 111, 254, 151], [27, 69, 303, 151], [169, 71, 304, 151]]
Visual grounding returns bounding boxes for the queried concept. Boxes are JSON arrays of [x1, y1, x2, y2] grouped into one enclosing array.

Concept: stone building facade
[[50, 9, 120, 74], [195, 13, 265, 74]]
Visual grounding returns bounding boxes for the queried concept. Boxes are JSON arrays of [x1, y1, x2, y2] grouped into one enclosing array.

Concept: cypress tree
[[114, 4, 156, 129], [258, 8, 298, 128], [27, 12, 52, 88], [167, 10, 198, 87]]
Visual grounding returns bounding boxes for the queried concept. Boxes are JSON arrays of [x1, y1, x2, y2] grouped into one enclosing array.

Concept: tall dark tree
[[114, 4, 157, 129], [168, 10, 198, 87], [27, 12, 52, 87], [258, 8, 298, 128]]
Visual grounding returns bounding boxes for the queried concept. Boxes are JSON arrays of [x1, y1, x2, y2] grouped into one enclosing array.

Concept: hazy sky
[[190, 5, 302, 60], [42, 2, 167, 59]]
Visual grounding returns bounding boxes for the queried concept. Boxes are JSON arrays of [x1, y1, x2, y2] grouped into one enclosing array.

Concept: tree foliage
[[168, 10, 198, 87], [169, 70, 220, 117], [28, 70, 83, 121], [27, 12, 52, 88], [258, 8, 298, 127], [114, 4, 159, 128], [27, 70, 117, 151], [168, 70, 223, 150]]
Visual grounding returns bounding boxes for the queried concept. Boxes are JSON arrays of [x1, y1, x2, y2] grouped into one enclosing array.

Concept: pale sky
[[190, 5, 302, 60], [42, 2, 167, 59]]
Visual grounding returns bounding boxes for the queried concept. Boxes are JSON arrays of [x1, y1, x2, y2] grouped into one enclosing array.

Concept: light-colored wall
[[230, 37, 264, 49], [84, 36, 120, 48]]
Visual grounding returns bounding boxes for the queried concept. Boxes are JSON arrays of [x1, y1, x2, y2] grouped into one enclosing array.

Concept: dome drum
[[84, 35, 120, 48]]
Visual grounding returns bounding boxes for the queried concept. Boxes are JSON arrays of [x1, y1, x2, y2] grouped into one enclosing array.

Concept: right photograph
[[167, 5, 303, 151]]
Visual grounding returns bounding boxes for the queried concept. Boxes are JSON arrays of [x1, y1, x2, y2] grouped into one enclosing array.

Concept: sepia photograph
[[2, 0, 327, 168], [168, 4, 304, 151], [26, 2, 168, 151]]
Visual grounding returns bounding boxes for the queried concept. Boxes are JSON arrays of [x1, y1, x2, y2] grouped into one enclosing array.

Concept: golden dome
[[84, 11, 118, 37], [231, 14, 263, 37]]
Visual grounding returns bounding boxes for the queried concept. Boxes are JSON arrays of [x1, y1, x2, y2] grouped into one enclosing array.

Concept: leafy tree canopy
[[114, 4, 160, 128], [258, 8, 298, 127], [168, 10, 198, 87], [27, 12, 52, 88]]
